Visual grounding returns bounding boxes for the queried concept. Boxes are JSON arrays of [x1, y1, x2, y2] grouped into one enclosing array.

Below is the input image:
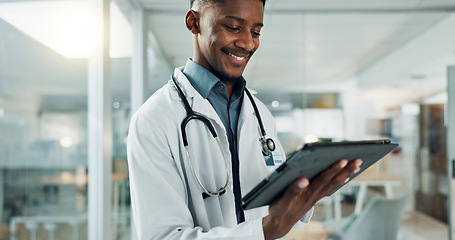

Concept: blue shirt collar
[[182, 59, 246, 100]]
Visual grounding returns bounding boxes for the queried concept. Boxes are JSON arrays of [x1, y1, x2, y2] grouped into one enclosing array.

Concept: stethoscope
[[171, 74, 275, 198]]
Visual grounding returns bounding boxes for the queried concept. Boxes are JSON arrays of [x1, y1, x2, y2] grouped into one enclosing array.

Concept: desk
[[324, 171, 403, 220], [349, 172, 403, 215], [10, 214, 87, 240]]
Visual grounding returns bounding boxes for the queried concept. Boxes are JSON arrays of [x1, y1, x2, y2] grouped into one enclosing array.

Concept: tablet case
[[241, 139, 398, 210]]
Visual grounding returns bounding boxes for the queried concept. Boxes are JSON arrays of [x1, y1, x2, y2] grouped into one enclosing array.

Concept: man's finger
[[306, 159, 348, 194], [317, 159, 363, 196], [271, 178, 309, 210]]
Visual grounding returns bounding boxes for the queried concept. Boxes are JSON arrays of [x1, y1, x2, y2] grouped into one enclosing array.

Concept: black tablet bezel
[[242, 139, 398, 210]]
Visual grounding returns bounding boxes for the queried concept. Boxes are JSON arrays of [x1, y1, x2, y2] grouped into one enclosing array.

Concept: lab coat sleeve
[[127, 113, 266, 240]]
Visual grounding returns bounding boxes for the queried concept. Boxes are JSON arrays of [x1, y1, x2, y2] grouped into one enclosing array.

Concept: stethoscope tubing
[[184, 138, 230, 199], [244, 88, 267, 137], [171, 74, 275, 198], [171, 74, 218, 146]]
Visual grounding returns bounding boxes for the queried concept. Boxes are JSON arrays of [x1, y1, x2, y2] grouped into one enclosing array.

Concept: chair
[[323, 195, 407, 240]]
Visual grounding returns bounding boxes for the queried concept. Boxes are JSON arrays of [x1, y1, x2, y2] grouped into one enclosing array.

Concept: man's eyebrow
[[225, 15, 264, 27]]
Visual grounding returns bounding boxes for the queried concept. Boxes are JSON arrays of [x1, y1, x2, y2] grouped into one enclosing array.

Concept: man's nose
[[234, 30, 256, 52]]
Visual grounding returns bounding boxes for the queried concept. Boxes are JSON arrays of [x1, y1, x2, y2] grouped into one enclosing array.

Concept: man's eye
[[225, 25, 240, 32], [252, 31, 261, 37]]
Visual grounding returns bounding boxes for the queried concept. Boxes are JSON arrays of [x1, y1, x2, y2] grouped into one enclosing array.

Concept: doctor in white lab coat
[[127, 0, 362, 239], [128, 66, 312, 239]]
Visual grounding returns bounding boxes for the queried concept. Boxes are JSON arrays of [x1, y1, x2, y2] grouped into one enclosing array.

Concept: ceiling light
[[0, 1, 132, 58], [113, 101, 121, 109], [271, 101, 280, 108], [60, 136, 73, 148]]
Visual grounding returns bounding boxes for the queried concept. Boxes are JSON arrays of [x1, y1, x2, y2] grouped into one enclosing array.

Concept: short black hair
[[190, 0, 266, 8]]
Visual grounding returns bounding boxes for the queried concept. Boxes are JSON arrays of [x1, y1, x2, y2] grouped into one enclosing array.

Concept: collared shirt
[[183, 59, 246, 223]]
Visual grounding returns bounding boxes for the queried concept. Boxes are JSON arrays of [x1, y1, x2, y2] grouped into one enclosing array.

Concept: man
[[127, 0, 362, 239]]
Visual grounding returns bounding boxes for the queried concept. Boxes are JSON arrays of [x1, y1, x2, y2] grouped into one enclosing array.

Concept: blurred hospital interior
[[1, 0, 455, 239]]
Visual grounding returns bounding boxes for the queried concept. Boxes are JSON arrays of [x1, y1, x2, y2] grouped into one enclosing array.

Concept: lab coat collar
[[170, 67, 225, 131]]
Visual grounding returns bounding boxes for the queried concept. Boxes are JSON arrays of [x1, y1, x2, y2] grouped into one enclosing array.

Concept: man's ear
[[185, 10, 200, 34]]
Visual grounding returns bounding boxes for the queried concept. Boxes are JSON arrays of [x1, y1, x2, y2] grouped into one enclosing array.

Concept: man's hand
[[262, 158, 362, 240]]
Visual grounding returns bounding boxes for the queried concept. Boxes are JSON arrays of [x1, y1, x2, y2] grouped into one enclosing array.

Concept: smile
[[227, 52, 245, 61], [222, 48, 250, 62]]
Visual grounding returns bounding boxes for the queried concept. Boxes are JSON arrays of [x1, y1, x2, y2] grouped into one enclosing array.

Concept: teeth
[[228, 52, 245, 61]]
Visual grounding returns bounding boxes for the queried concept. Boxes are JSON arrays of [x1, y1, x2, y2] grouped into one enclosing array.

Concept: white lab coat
[[127, 67, 312, 240]]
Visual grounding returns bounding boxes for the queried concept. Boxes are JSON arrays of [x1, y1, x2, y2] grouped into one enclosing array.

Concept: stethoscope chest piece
[[261, 137, 276, 156]]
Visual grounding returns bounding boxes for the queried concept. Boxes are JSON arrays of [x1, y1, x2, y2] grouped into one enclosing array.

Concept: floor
[[286, 199, 449, 240], [2, 201, 449, 240], [399, 210, 448, 240]]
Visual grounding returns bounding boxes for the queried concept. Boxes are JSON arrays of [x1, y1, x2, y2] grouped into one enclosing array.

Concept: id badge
[[264, 150, 284, 166], [264, 154, 275, 166]]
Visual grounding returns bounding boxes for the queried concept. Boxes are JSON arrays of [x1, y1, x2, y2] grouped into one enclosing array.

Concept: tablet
[[241, 139, 398, 210]]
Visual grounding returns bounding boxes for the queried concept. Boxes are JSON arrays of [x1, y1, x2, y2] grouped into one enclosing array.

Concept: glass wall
[[0, 0, 134, 239], [0, 2, 90, 237]]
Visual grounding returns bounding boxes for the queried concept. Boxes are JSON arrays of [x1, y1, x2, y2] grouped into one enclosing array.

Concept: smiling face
[[186, 0, 264, 82]]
